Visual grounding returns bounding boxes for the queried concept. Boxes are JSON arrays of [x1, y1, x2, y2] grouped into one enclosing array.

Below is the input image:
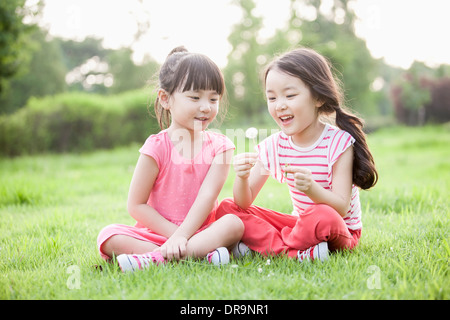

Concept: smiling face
[[265, 68, 323, 146], [156, 50, 226, 130], [161, 87, 219, 133]]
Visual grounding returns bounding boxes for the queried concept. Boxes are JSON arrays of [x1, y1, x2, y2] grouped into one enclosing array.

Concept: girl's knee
[[99, 234, 125, 259], [218, 214, 245, 238], [98, 224, 120, 240], [303, 204, 342, 223], [297, 204, 348, 238], [97, 224, 125, 259], [102, 234, 124, 247], [216, 198, 240, 219]]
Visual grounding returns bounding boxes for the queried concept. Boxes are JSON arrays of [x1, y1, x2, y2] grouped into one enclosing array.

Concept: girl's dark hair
[[154, 46, 226, 129], [264, 48, 378, 190]]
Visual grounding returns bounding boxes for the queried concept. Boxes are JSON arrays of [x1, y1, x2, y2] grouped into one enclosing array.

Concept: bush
[[426, 77, 450, 123], [0, 89, 159, 157], [391, 75, 450, 126]]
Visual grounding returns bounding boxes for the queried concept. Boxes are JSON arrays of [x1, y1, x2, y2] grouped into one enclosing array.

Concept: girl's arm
[[127, 154, 179, 238], [286, 146, 354, 217], [233, 153, 269, 209], [159, 149, 234, 260]]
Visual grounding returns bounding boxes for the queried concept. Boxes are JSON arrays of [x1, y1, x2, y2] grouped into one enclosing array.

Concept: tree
[[56, 37, 110, 72], [58, 37, 159, 94], [58, 37, 113, 93], [426, 77, 450, 123], [224, 0, 268, 125], [269, 0, 380, 117], [391, 61, 450, 125], [224, 0, 384, 126], [0, 0, 39, 95], [107, 48, 159, 94], [398, 74, 430, 126], [0, 28, 67, 113]]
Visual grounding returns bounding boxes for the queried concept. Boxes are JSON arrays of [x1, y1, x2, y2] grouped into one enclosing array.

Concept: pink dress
[[97, 130, 235, 259]]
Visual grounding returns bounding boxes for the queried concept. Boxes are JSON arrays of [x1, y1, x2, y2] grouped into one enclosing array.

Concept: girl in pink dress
[[215, 48, 378, 262], [97, 47, 244, 272]]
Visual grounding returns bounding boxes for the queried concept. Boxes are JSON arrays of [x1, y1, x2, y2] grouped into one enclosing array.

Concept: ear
[[315, 98, 324, 108], [158, 89, 170, 109]]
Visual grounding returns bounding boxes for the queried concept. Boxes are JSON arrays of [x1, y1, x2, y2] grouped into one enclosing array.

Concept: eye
[[209, 93, 220, 103], [286, 94, 297, 99], [267, 96, 276, 102], [189, 96, 199, 100]]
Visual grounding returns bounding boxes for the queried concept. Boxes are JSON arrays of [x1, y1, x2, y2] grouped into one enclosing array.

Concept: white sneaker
[[117, 251, 166, 272], [231, 241, 251, 259], [297, 242, 329, 262], [206, 247, 230, 266]]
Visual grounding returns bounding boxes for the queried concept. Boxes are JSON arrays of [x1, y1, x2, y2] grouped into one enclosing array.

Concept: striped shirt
[[257, 124, 362, 230]]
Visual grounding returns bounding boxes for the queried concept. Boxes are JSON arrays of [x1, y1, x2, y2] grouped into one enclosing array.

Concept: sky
[[36, 0, 450, 69]]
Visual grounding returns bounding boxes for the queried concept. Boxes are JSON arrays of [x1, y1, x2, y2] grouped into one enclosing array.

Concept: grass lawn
[[0, 124, 448, 300]]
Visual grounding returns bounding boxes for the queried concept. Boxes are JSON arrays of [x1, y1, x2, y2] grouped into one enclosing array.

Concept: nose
[[275, 99, 287, 111], [199, 98, 212, 113]]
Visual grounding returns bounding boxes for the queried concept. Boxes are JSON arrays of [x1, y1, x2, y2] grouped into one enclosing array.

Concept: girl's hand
[[158, 235, 188, 261], [285, 167, 313, 193], [233, 153, 258, 179]]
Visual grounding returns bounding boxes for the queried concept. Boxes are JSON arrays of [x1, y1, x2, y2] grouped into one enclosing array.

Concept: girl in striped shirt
[[216, 48, 378, 262]]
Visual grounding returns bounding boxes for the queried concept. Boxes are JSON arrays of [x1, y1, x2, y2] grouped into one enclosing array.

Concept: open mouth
[[279, 115, 294, 123], [194, 117, 209, 122]]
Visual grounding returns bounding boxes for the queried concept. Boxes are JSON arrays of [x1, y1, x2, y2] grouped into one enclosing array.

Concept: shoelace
[[132, 253, 154, 269], [133, 252, 166, 268], [298, 247, 313, 261]]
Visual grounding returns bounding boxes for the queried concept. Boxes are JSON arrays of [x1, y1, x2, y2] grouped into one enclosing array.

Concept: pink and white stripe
[[257, 124, 362, 230]]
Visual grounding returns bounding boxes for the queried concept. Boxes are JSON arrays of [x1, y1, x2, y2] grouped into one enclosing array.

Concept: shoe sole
[[316, 242, 329, 261]]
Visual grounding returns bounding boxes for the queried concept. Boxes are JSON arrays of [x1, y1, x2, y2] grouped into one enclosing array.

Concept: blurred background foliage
[[1, 0, 449, 156]]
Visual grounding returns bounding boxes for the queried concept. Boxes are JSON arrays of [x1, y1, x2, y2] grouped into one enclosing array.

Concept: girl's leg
[[185, 214, 244, 258], [215, 198, 298, 256], [97, 224, 166, 260], [281, 204, 360, 257], [216, 198, 361, 259], [101, 235, 159, 259], [111, 216, 243, 272], [98, 215, 244, 261]]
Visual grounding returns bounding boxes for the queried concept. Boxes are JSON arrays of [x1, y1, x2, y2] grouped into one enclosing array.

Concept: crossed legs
[[99, 214, 244, 260]]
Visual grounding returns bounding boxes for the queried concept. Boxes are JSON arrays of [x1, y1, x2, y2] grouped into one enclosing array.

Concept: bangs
[[175, 54, 225, 96]]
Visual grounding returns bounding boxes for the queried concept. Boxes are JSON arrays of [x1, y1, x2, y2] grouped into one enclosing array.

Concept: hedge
[[0, 89, 159, 157]]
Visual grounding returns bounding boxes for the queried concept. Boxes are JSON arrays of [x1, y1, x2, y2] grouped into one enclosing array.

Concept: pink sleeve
[[211, 132, 235, 155], [328, 130, 355, 167], [139, 133, 168, 168]]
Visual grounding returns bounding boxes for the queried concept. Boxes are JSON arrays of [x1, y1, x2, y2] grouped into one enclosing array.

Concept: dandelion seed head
[[245, 127, 258, 139]]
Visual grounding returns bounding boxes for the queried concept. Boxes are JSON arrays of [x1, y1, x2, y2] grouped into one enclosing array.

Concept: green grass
[[0, 125, 449, 300]]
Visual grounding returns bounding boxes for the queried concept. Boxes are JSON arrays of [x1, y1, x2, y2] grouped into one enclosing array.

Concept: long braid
[[334, 107, 378, 190]]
